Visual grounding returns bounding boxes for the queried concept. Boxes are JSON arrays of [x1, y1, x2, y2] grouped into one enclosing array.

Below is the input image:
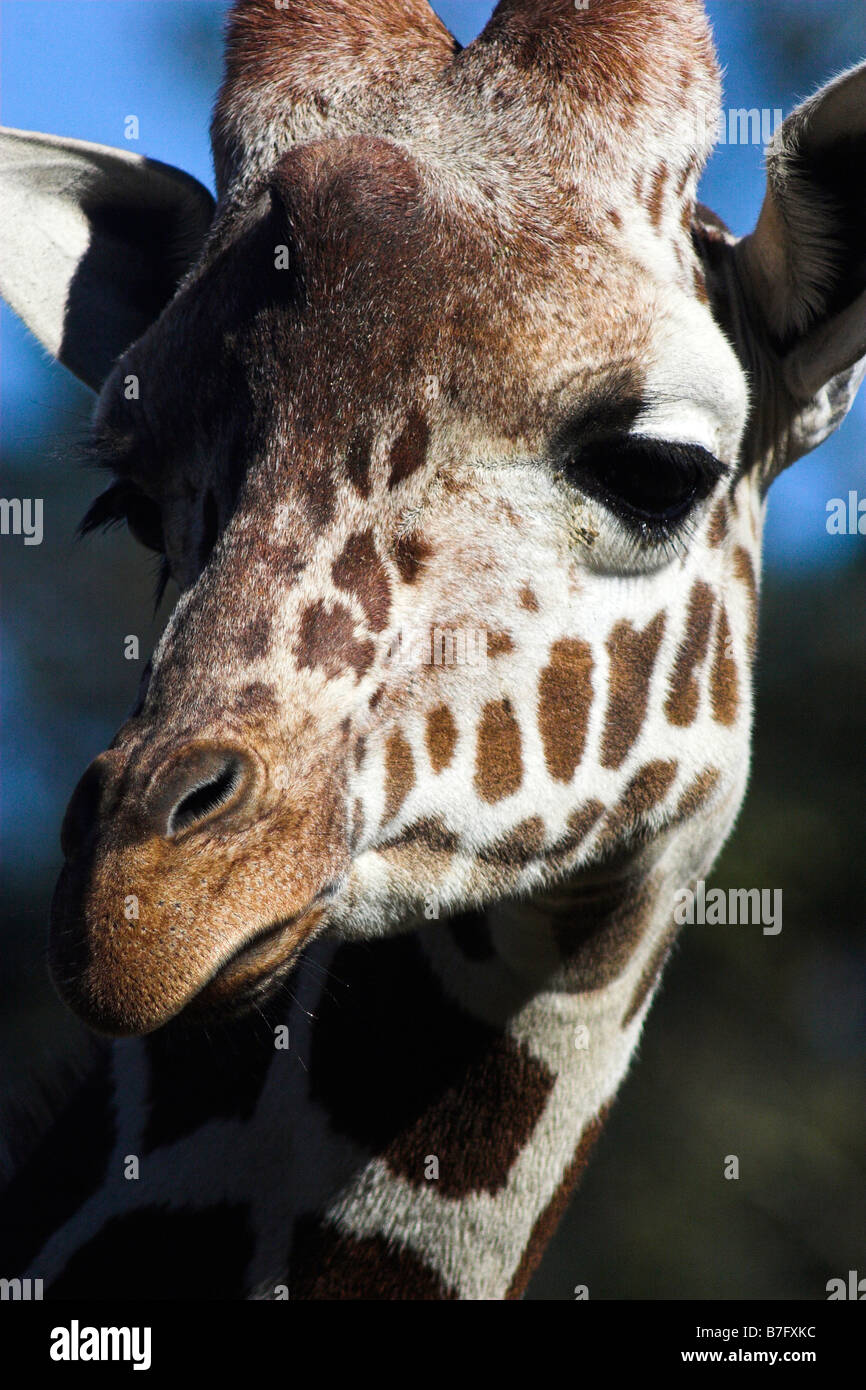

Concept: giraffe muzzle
[[48, 738, 345, 1035]]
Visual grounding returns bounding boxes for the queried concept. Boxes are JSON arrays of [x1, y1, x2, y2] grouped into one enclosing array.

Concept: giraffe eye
[[563, 437, 728, 536]]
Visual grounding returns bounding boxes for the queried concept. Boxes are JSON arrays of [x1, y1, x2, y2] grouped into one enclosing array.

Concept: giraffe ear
[[698, 63, 866, 473], [0, 127, 215, 391]]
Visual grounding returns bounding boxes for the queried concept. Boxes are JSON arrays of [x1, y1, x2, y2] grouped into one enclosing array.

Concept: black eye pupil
[[604, 455, 697, 520], [562, 437, 725, 532]]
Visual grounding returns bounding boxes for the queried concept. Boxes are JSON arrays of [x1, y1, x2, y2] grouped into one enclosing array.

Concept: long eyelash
[[77, 481, 133, 538]]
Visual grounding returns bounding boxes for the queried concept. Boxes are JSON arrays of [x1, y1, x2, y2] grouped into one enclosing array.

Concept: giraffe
[[0, 0, 864, 1300]]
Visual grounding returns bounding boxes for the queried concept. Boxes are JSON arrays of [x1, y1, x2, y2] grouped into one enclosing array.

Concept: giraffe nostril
[[146, 745, 257, 841], [167, 758, 243, 837]]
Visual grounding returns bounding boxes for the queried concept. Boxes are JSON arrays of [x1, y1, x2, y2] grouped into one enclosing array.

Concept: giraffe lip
[[206, 917, 303, 990], [189, 904, 325, 1014]]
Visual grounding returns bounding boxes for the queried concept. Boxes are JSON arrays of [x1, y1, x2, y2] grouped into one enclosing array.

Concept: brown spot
[[331, 529, 392, 632], [295, 599, 375, 680], [385, 1026, 552, 1198], [519, 585, 539, 612], [353, 735, 367, 771], [548, 799, 606, 863], [232, 682, 278, 719], [487, 630, 514, 658], [601, 612, 666, 769], [425, 704, 457, 773], [538, 638, 594, 782], [710, 606, 738, 725], [309, 936, 554, 1206], [606, 207, 622, 230], [595, 759, 679, 857], [380, 816, 459, 854], [387, 409, 429, 489], [478, 816, 546, 866], [732, 545, 758, 655], [621, 925, 679, 1028], [291, 1221, 457, 1300], [383, 728, 415, 822], [235, 612, 272, 661], [707, 496, 729, 548], [475, 699, 523, 803], [647, 160, 668, 229], [345, 428, 372, 497], [394, 531, 432, 583], [505, 1107, 609, 1299], [664, 580, 715, 726], [674, 767, 721, 821]]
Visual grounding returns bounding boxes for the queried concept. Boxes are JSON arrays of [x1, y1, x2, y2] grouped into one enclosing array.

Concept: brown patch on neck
[[478, 815, 547, 866], [664, 580, 715, 726], [380, 815, 459, 855], [290, 1221, 458, 1301], [547, 799, 606, 867], [383, 728, 415, 822], [710, 605, 738, 725], [594, 759, 679, 858], [475, 698, 523, 803], [600, 612, 666, 770], [674, 766, 720, 822], [425, 703, 458, 773], [732, 545, 758, 656], [308, 936, 554, 1212], [706, 496, 729, 548], [537, 638, 594, 783], [505, 1105, 610, 1300]]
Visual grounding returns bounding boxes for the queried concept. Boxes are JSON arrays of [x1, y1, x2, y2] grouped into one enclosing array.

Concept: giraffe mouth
[[187, 903, 329, 1017]]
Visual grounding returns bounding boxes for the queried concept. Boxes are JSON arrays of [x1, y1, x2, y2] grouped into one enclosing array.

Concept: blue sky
[[1, 0, 864, 570]]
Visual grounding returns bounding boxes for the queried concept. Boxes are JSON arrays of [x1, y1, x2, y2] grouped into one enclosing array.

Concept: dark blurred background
[[1, 2, 864, 1300]]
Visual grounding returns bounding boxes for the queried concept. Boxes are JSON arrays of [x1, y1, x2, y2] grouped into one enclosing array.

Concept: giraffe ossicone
[[0, 0, 863, 1299]]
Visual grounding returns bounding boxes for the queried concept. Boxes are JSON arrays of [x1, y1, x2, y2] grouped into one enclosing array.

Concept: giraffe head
[[1, 0, 863, 1035]]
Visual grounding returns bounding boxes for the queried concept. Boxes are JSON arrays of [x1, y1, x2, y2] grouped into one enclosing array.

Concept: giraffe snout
[[49, 728, 344, 1036]]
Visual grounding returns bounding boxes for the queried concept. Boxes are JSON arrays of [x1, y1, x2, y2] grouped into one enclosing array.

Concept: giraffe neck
[[6, 836, 727, 1299]]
